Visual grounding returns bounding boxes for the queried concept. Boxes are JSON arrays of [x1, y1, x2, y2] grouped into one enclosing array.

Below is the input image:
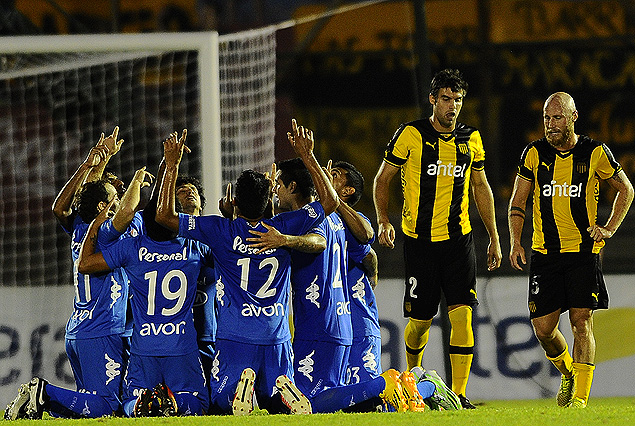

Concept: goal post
[[0, 31, 222, 208], [0, 28, 276, 288]]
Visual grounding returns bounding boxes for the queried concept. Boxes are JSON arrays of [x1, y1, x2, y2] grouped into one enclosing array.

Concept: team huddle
[[4, 69, 634, 419], [3, 119, 460, 420]]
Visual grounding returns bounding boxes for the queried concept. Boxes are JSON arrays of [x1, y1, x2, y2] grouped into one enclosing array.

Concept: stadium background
[[1, 0, 634, 403]]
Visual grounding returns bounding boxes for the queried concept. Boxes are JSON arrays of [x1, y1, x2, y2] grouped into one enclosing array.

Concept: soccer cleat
[[566, 397, 587, 408], [25, 377, 48, 419], [275, 375, 312, 414], [409, 366, 426, 383], [153, 383, 178, 416], [399, 371, 426, 412], [458, 394, 476, 409], [416, 369, 462, 411], [232, 368, 256, 416], [379, 369, 408, 413], [4, 383, 31, 420], [556, 375, 574, 407], [133, 388, 156, 417]]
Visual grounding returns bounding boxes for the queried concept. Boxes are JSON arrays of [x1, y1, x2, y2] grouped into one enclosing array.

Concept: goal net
[[0, 29, 276, 288]]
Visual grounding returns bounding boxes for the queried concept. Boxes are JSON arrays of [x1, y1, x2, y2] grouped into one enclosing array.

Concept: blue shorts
[[65, 335, 126, 411], [293, 339, 350, 399], [209, 339, 294, 413], [122, 350, 209, 413], [347, 336, 382, 384]]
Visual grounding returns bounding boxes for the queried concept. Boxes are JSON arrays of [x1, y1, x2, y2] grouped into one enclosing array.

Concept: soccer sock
[[404, 318, 432, 370], [572, 362, 595, 403], [310, 376, 385, 413], [123, 398, 137, 417], [546, 345, 574, 378], [174, 392, 203, 415], [416, 380, 436, 399], [45, 383, 114, 418], [448, 306, 474, 397]]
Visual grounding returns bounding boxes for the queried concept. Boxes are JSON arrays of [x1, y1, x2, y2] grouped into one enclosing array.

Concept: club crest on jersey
[[302, 203, 318, 218], [576, 162, 588, 174], [458, 143, 469, 154]]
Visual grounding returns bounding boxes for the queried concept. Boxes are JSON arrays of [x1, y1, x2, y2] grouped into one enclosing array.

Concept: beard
[[546, 125, 571, 149]]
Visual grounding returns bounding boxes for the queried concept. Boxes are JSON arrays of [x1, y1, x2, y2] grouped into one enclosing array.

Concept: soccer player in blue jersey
[[78, 148, 212, 417], [175, 175, 217, 385], [4, 128, 149, 421], [248, 160, 429, 413], [155, 119, 339, 415], [329, 162, 382, 383]]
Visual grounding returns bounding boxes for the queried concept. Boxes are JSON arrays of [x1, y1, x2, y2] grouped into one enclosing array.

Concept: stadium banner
[[0, 275, 634, 405]]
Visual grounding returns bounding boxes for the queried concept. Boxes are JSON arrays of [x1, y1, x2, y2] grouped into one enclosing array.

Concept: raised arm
[[588, 170, 634, 242], [508, 175, 532, 271], [337, 200, 374, 244], [470, 168, 502, 271], [287, 119, 339, 215], [52, 142, 109, 230], [156, 130, 189, 232], [77, 201, 114, 274], [85, 126, 124, 182], [373, 161, 399, 249], [111, 166, 154, 233]]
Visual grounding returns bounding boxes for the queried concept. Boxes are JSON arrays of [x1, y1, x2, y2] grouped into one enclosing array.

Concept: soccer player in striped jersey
[[373, 69, 502, 409], [508, 92, 634, 408], [156, 119, 338, 415]]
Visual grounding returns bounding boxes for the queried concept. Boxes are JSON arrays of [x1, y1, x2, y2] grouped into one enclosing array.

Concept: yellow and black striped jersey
[[384, 119, 485, 242], [517, 136, 621, 254]]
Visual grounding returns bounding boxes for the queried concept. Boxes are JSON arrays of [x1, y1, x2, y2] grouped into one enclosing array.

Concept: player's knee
[[404, 318, 432, 348], [448, 305, 474, 347]]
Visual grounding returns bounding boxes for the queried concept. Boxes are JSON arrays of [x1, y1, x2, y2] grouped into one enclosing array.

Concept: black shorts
[[528, 251, 608, 319], [403, 232, 477, 320]]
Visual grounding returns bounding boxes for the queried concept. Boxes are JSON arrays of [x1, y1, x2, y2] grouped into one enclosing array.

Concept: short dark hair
[[235, 170, 271, 220], [277, 158, 315, 199], [176, 175, 206, 210], [429, 69, 468, 98], [333, 161, 364, 206], [142, 197, 178, 242], [76, 180, 110, 223]]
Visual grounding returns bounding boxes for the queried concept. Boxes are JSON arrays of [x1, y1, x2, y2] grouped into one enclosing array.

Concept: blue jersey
[[64, 212, 143, 340], [178, 201, 325, 345], [291, 212, 352, 345], [101, 234, 211, 356], [193, 264, 217, 343], [344, 212, 380, 339]]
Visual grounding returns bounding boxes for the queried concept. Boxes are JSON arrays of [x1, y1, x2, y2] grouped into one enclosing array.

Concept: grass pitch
[[3, 397, 635, 425]]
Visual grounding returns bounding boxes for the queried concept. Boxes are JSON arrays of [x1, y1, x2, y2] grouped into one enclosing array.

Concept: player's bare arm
[[508, 176, 532, 271], [287, 118, 339, 215], [51, 142, 110, 229], [77, 200, 115, 274], [373, 161, 399, 249], [361, 248, 379, 289], [337, 198, 375, 244], [587, 170, 634, 242], [247, 223, 327, 254], [470, 168, 502, 271], [156, 130, 189, 232], [111, 166, 154, 233]]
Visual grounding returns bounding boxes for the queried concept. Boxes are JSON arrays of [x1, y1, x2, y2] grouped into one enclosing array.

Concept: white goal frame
[[0, 31, 223, 207]]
